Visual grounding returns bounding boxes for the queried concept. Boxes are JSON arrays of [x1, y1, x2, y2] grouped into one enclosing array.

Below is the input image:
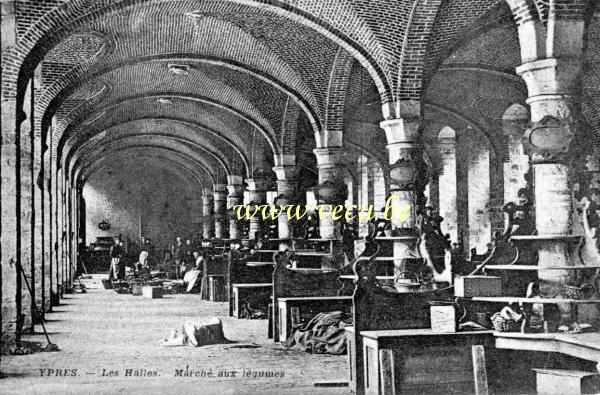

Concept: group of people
[[107, 235, 207, 282], [171, 237, 206, 279]]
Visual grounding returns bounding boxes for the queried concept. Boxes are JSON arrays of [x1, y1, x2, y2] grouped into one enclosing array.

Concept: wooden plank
[[471, 296, 600, 304], [231, 283, 272, 288], [379, 349, 395, 395], [398, 382, 476, 394], [399, 370, 474, 385], [313, 381, 349, 387], [278, 296, 353, 302], [360, 329, 493, 339], [472, 345, 489, 395], [485, 265, 600, 271]]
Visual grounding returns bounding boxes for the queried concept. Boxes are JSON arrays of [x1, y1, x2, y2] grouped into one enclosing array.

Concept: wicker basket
[[564, 284, 592, 300], [491, 312, 521, 332]]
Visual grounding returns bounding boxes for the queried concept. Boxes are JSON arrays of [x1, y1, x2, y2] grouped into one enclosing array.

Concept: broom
[[17, 260, 59, 351]]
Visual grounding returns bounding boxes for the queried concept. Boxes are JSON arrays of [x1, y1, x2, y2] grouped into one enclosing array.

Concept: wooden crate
[[534, 369, 600, 395], [142, 286, 163, 299], [430, 305, 457, 333], [454, 275, 502, 297], [131, 283, 143, 296]]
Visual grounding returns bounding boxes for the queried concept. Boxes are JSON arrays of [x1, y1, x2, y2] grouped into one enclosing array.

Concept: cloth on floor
[[239, 301, 267, 319], [158, 317, 228, 347], [183, 269, 201, 293], [283, 311, 352, 355]]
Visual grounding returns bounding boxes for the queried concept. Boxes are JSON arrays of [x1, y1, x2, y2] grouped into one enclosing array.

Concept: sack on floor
[[283, 311, 352, 355], [158, 317, 229, 347], [183, 270, 201, 293]]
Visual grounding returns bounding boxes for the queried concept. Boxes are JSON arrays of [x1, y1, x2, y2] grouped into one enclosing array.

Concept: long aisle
[[0, 275, 348, 394]]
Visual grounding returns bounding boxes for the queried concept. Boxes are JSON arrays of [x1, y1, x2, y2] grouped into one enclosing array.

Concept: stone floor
[[0, 276, 349, 394]]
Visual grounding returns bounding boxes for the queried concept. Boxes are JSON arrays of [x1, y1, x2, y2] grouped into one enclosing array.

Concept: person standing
[[174, 237, 185, 279], [108, 237, 123, 281]]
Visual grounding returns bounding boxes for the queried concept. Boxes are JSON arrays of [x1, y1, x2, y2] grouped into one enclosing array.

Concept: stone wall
[[82, 161, 197, 250]]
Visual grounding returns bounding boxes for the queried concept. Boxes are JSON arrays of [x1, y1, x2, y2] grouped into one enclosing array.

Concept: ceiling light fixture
[[168, 63, 190, 76]]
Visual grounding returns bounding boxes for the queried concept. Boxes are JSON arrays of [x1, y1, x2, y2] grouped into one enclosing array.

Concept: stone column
[[467, 132, 492, 254], [380, 118, 426, 265], [313, 148, 347, 239], [517, 57, 582, 297], [201, 189, 214, 239], [503, 110, 530, 202], [438, 136, 458, 242], [213, 183, 227, 239], [43, 151, 52, 313], [245, 178, 269, 239], [1, 101, 20, 346], [273, 165, 299, 242], [226, 175, 244, 240], [20, 78, 34, 331]]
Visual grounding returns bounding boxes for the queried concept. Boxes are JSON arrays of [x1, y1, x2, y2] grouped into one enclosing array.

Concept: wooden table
[[355, 328, 494, 395], [276, 295, 353, 342], [231, 283, 273, 318], [494, 331, 600, 369]]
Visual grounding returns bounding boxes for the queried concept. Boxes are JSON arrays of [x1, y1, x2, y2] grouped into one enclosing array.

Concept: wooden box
[[142, 286, 163, 299], [208, 275, 226, 302], [131, 283, 143, 296], [454, 275, 501, 297], [430, 305, 457, 333], [534, 369, 600, 395]]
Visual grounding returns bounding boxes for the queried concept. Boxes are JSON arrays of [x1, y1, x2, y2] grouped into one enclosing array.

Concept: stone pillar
[[438, 136, 458, 242], [379, 118, 426, 264], [20, 79, 34, 331], [313, 148, 347, 239], [58, 170, 65, 293], [1, 101, 20, 346], [273, 165, 299, 241], [50, 148, 60, 305], [201, 189, 214, 239], [503, 110, 530, 202], [517, 57, 582, 297], [33, 144, 43, 320], [1, 0, 19, 347], [245, 178, 269, 239], [213, 183, 227, 239], [467, 132, 492, 254], [43, 151, 52, 313], [226, 175, 244, 240]]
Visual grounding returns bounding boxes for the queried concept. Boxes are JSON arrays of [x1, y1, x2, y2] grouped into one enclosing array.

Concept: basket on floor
[[491, 312, 521, 332], [564, 284, 592, 300]]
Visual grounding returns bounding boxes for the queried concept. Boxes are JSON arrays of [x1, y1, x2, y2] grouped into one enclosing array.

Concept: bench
[[352, 328, 494, 395], [348, 243, 455, 394], [227, 250, 275, 316], [231, 283, 272, 318], [271, 250, 355, 341]]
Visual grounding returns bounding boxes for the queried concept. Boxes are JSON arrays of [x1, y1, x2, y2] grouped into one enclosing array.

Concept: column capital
[[213, 183, 227, 193], [313, 147, 345, 169], [202, 189, 214, 199], [272, 165, 298, 181], [226, 175, 243, 186], [379, 118, 421, 145], [245, 178, 270, 192], [516, 57, 581, 121]]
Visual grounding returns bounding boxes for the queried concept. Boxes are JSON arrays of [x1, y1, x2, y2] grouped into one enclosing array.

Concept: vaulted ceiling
[[3, 0, 599, 188]]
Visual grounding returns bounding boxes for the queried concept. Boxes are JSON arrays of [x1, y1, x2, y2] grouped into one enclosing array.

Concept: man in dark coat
[[174, 237, 185, 279]]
